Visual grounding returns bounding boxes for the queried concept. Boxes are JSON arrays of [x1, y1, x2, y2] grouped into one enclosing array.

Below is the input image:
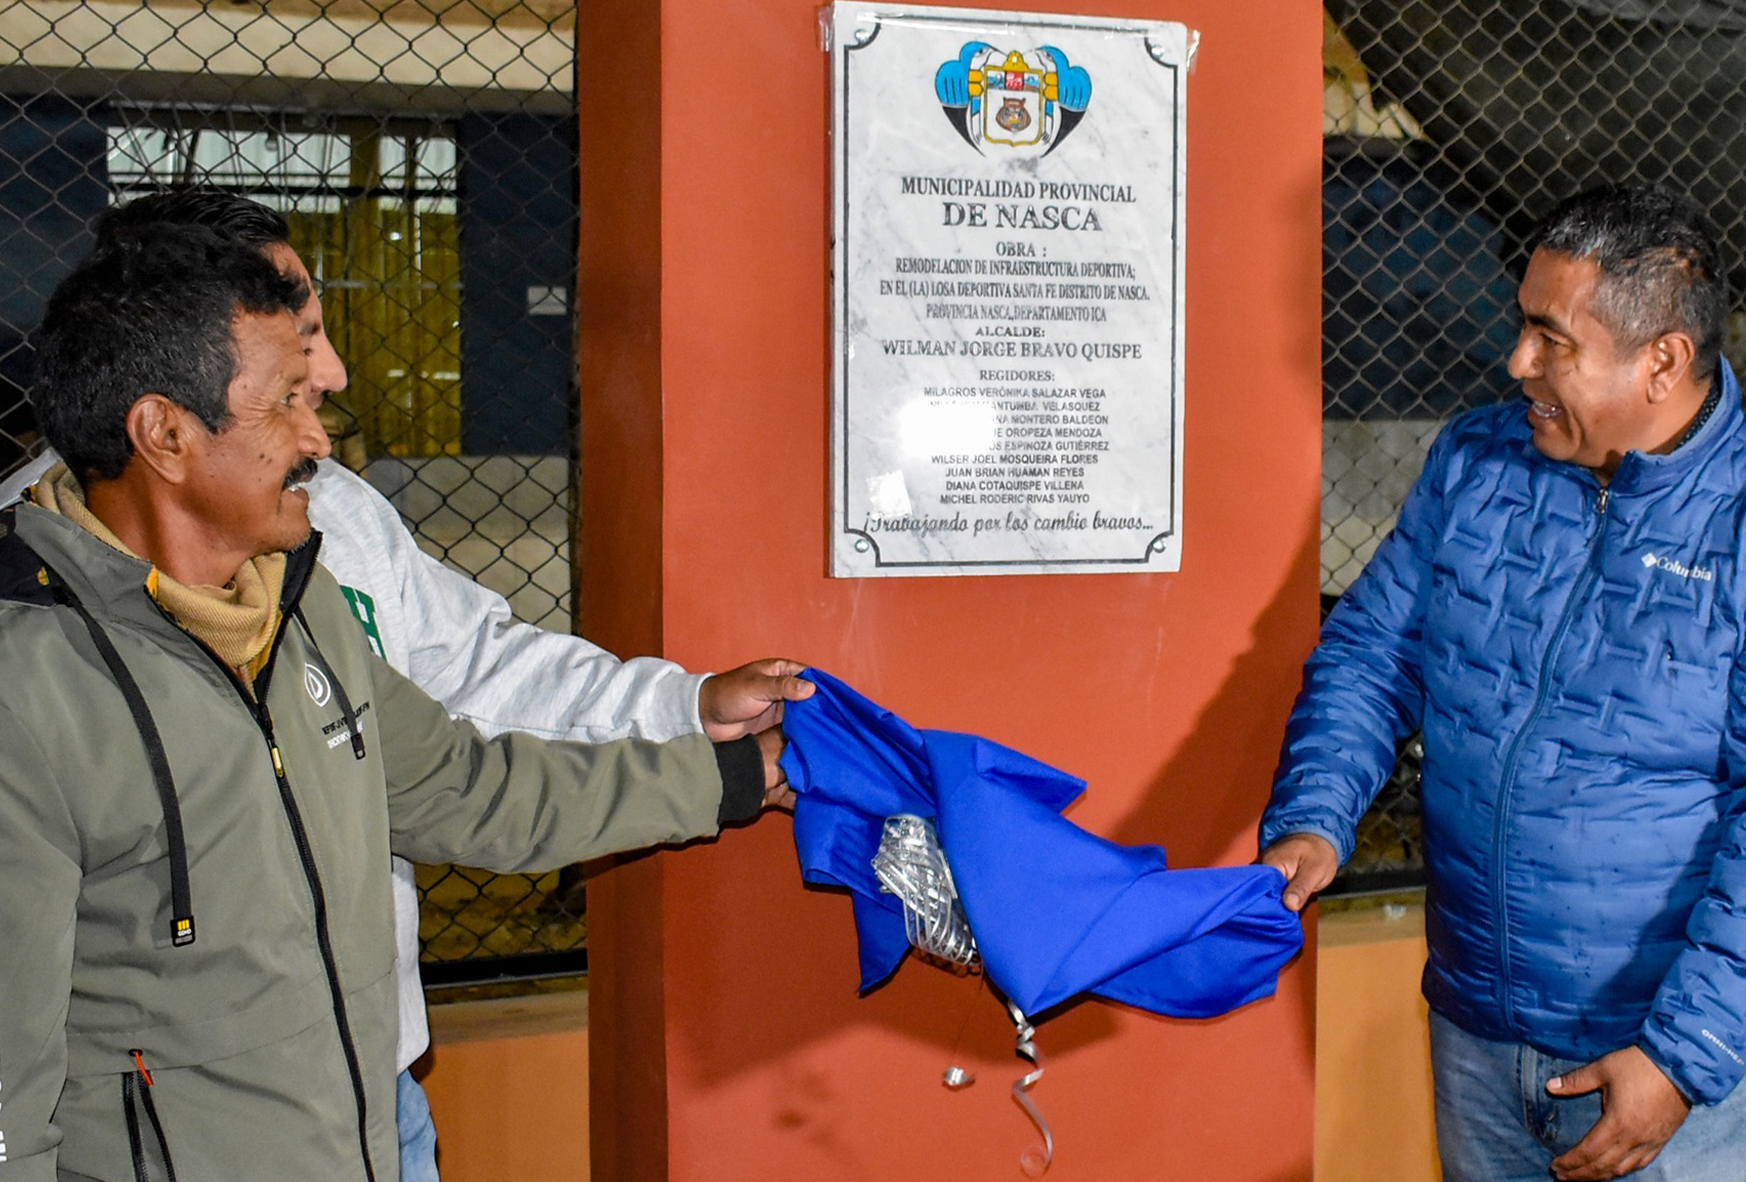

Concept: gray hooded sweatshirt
[[0, 504, 762, 1181]]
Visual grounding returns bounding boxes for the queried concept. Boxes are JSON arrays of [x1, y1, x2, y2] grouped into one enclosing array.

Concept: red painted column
[[581, 1, 1324, 1177], [577, 5, 669, 1180]]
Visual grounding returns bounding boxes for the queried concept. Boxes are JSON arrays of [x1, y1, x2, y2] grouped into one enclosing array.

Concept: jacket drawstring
[[292, 605, 366, 761], [45, 565, 197, 948]]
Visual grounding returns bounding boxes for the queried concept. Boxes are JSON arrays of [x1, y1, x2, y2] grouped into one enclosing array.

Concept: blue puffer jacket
[[1263, 362, 1746, 1105]]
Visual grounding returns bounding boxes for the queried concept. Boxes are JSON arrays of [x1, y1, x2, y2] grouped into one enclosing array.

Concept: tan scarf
[[33, 465, 286, 682]]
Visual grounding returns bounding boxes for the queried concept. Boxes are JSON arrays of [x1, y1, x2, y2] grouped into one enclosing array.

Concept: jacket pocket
[[121, 1051, 178, 1182]]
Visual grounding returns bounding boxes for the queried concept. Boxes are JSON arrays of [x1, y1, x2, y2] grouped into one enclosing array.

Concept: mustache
[[284, 457, 319, 490]]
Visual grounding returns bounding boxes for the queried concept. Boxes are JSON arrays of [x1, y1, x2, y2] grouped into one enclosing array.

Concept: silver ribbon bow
[[871, 814, 979, 966], [872, 814, 1053, 1174]]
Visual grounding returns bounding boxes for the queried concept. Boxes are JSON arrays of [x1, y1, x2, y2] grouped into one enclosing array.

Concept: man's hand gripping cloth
[[779, 669, 1304, 1018]]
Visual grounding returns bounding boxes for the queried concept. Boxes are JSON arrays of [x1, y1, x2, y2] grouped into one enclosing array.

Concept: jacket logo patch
[[305, 664, 332, 708], [1702, 1028, 1744, 1066], [1641, 551, 1714, 582]]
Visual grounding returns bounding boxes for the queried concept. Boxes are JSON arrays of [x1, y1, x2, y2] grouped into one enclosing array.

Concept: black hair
[[32, 223, 308, 482], [1533, 183, 1729, 380], [95, 188, 291, 249]]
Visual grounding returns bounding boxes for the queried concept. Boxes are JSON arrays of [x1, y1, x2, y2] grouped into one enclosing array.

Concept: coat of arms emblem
[[934, 43, 1093, 156]]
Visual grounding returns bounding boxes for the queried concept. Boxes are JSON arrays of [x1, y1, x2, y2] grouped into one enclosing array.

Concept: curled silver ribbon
[[871, 815, 979, 966], [1008, 1000, 1053, 1177], [872, 815, 1052, 1172]]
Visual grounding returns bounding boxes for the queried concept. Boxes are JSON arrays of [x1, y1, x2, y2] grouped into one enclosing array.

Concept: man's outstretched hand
[[699, 658, 814, 742], [1257, 832, 1339, 911], [1547, 1047, 1690, 1180]]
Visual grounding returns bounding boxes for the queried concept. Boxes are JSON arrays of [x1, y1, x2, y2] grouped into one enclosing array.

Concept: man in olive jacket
[[0, 226, 791, 1180]]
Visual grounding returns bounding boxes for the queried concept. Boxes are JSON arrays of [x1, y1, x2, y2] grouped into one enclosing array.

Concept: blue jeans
[[1430, 1010, 1746, 1181], [397, 1068, 441, 1182]]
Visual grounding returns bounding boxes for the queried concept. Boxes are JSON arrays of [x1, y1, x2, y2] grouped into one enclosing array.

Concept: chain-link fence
[[1320, 1, 1746, 894], [0, 0, 584, 981], [19, 2, 1728, 922]]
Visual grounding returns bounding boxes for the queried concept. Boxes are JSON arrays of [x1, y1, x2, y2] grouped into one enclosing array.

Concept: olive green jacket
[[0, 505, 761, 1181]]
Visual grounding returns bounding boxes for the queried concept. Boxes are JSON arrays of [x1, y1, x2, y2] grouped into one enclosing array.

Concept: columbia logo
[[1641, 552, 1715, 582]]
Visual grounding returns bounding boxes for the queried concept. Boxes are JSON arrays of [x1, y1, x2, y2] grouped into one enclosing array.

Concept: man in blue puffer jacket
[[1262, 184, 1746, 1181]]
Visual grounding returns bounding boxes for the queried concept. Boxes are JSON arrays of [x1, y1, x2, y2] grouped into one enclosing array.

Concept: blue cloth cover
[[781, 669, 1304, 1018]]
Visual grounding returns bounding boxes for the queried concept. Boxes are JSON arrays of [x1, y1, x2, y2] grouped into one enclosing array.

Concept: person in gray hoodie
[[0, 190, 812, 1182], [0, 221, 795, 1180]]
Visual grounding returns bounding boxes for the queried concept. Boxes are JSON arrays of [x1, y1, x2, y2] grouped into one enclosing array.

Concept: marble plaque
[[830, 3, 1192, 577]]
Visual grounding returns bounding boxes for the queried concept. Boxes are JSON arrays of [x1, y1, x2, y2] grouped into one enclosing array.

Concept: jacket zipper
[[144, 568, 378, 1182], [1488, 482, 1610, 1035], [258, 706, 378, 1182], [122, 1050, 178, 1182]]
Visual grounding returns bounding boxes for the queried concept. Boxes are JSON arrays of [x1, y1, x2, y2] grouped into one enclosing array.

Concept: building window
[[108, 109, 465, 459]]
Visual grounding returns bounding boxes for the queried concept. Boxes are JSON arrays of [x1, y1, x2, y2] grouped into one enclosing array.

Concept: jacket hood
[[3, 501, 324, 624]]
